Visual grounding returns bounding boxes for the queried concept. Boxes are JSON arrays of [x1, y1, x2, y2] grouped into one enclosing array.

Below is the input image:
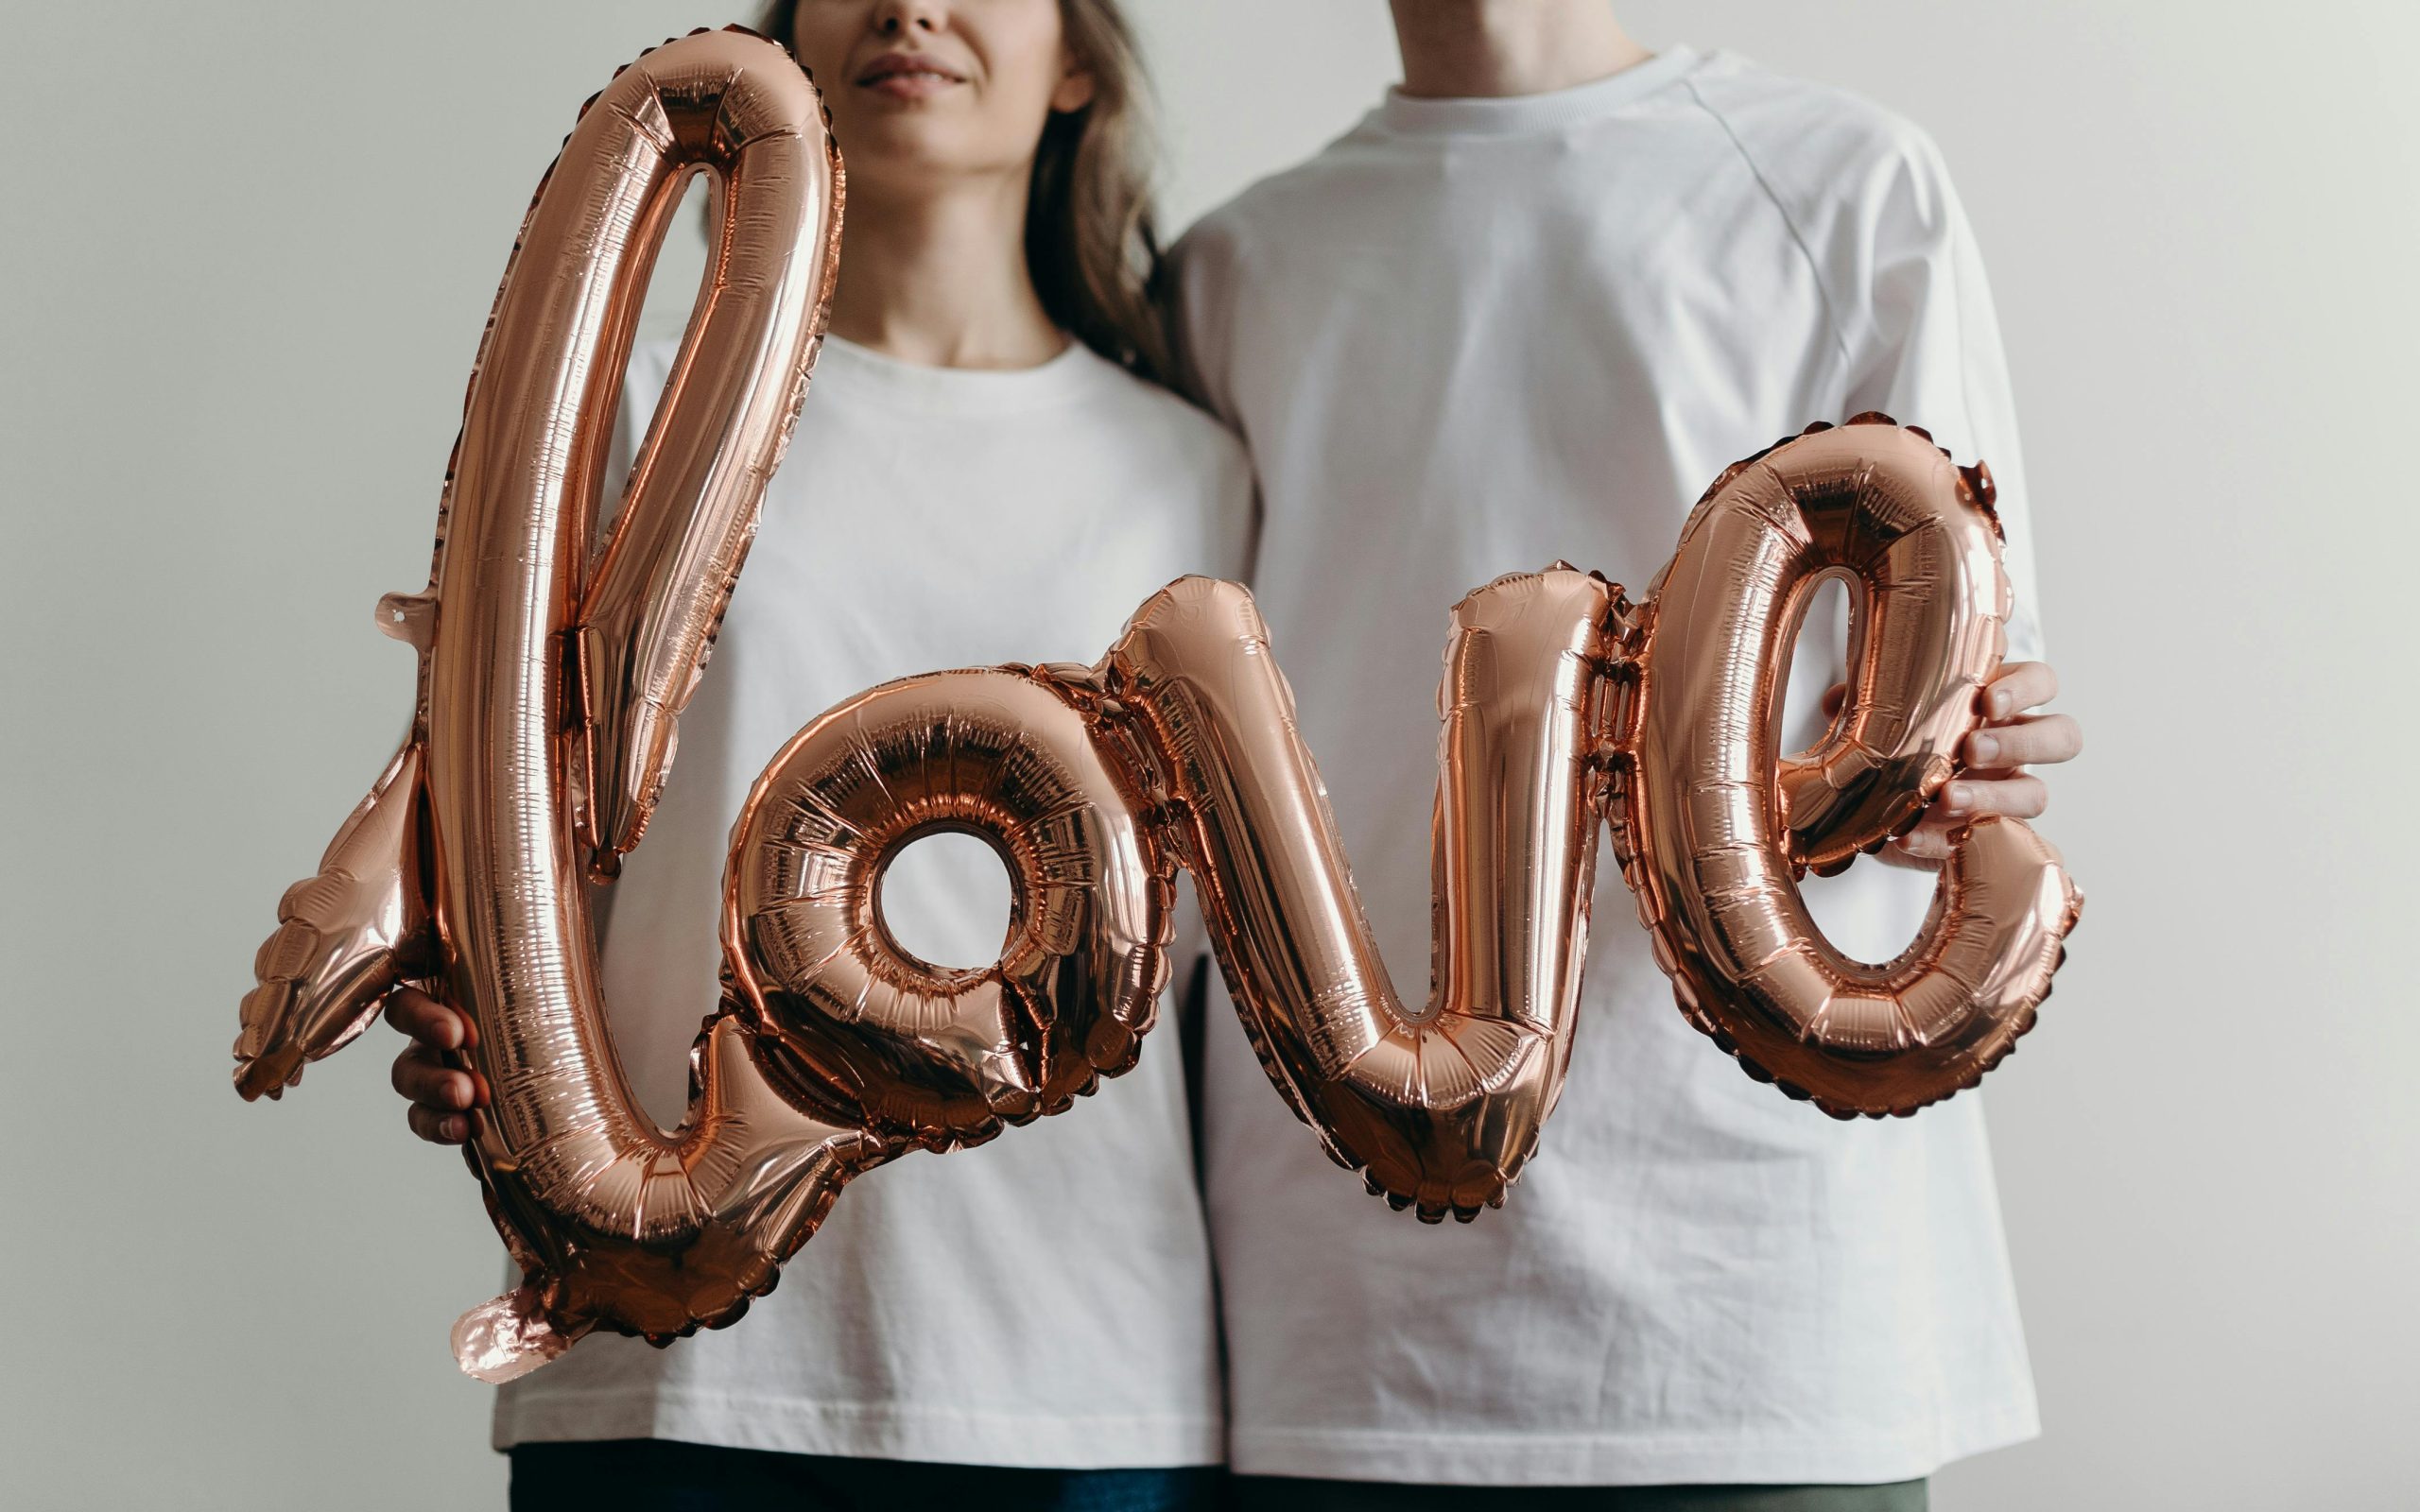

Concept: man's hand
[[1890, 660, 2081, 866], [384, 986, 486, 1145]]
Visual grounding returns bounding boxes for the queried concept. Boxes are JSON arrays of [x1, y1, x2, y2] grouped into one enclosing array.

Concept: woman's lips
[[856, 53, 967, 100]]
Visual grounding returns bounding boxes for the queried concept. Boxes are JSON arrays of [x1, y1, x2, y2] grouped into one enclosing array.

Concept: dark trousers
[[508, 1440, 1223, 1512], [1228, 1475, 1927, 1511], [509, 1441, 1927, 1511]]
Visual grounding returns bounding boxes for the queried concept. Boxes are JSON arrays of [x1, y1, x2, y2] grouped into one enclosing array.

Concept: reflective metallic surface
[[235, 64, 2080, 1379], [728, 668, 1173, 1148], [1108, 573, 1618, 1222], [233, 30, 873, 1379], [419, 28, 850, 1370], [233, 744, 432, 1102], [1615, 418, 2083, 1116]]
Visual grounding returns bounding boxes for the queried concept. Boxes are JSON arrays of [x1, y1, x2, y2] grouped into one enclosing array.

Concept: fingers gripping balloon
[[233, 36, 2080, 1380]]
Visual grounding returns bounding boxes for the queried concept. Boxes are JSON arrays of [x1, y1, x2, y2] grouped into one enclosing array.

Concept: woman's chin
[[826, 123, 1003, 184]]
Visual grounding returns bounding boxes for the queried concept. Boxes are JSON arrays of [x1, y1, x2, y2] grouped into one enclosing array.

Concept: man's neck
[[1388, 0, 1651, 99]]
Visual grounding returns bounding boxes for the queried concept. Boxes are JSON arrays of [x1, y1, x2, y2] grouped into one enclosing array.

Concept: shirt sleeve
[[1838, 132, 2048, 663], [1166, 219, 1267, 583], [1164, 219, 1247, 431], [1211, 430, 1263, 588]]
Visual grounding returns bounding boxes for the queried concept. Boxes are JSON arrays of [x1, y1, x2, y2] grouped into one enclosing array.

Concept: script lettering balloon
[[233, 35, 2079, 1382]]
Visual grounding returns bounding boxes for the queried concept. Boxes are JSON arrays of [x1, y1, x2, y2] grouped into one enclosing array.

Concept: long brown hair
[[752, 1, 1170, 382]]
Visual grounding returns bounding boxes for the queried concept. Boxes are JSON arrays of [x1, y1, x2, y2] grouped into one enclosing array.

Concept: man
[[1169, 3, 2083, 1507]]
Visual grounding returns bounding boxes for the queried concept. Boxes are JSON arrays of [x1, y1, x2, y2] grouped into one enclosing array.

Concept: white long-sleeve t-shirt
[[1172, 47, 2046, 1486], [490, 334, 1253, 1468]]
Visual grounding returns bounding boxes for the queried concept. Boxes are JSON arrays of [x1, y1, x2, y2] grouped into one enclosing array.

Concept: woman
[[383, 4, 1249, 1508]]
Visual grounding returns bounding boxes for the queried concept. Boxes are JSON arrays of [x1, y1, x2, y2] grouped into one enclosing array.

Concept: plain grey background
[[4, 2, 2413, 1506]]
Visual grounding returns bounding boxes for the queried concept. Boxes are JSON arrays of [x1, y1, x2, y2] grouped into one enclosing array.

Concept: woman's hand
[[1888, 660, 2081, 867], [384, 986, 486, 1145]]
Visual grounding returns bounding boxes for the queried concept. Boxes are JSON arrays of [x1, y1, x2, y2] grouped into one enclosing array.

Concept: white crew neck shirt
[[1173, 48, 2046, 1486], [491, 333, 1253, 1468]]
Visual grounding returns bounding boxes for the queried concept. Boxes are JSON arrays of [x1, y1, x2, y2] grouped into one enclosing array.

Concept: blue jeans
[[507, 1439, 1223, 1512]]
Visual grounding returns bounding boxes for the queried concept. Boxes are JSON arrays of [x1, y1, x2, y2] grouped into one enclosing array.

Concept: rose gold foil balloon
[[727, 668, 1176, 1147], [1611, 416, 2082, 1116], [238, 27, 1209, 1384], [235, 28, 882, 1380], [1081, 425, 2078, 1207], [1102, 572, 1620, 1221], [234, 30, 2077, 1375]]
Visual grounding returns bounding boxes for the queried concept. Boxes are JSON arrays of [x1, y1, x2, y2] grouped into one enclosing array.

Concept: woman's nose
[[872, 0, 944, 36]]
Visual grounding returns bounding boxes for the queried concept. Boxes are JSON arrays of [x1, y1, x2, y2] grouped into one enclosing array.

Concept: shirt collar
[[1374, 45, 1703, 139]]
